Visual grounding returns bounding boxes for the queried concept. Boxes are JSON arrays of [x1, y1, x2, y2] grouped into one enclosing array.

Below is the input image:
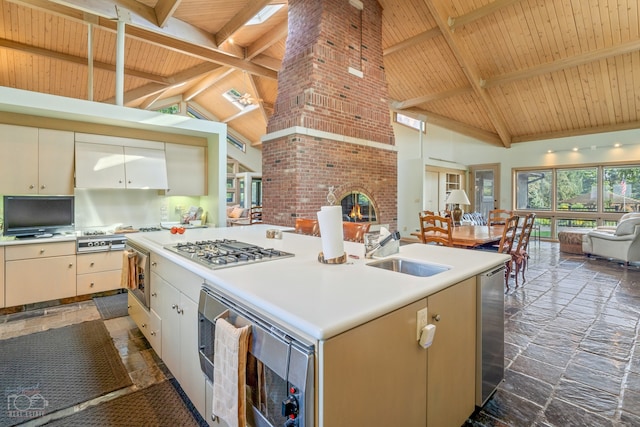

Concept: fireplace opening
[[340, 192, 377, 223]]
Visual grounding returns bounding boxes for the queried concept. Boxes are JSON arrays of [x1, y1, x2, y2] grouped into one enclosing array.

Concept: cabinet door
[[38, 129, 74, 195], [322, 299, 428, 426], [165, 144, 206, 196], [5, 255, 77, 306], [0, 248, 4, 308], [154, 273, 181, 377], [75, 142, 126, 188], [179, 294, 206, 417], [427, 277, 476, 427], [0, 124, 38, 194], [124, 146, 168, 189], [77, 270, 122, 295]]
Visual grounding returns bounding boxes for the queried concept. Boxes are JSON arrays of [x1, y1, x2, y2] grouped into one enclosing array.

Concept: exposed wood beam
[[484, 38, 640, 88], [391, 86, 473, 109], [183, 67, 235, 101], [222, 104, 259, 123], [246, 20, 288, 60], [214, 0, 271, 46], [0, 37, 171, 84], [383, 27, 441, 56], [105, 62, 222, 105], [154, 0, 181, 28], [401, 107, 504, 147], [424, 0, 511, 148], [512, 120, 640, 144], [8, 0, 277, 79], [448, 0, 523, 31], [251, 54, 282, 72]]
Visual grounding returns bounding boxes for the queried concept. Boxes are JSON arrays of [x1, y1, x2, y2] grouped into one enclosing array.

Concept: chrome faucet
[[365, 231, 401, 259]]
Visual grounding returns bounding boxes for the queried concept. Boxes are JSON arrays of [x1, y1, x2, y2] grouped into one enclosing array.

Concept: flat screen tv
[[3, 195, 75, 238]]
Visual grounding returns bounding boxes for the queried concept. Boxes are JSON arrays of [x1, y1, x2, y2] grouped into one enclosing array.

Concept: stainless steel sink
[[366, 258, 450, 277]]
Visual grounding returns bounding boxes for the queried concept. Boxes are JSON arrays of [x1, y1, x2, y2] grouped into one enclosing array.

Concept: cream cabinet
[[74, 133, 168, 189], [0, 247, 4, 308], [0, 125, 74, 195], [5, 241, 76, 307], [322, 277, 476, 427], [165, 143, 206, 196], [150, 253, 205, 418], [127, 291, 162, 351], [76, 250, 124, 295]]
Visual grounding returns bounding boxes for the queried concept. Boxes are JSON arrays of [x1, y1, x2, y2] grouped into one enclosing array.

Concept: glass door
[[468, 164, 500, 220]]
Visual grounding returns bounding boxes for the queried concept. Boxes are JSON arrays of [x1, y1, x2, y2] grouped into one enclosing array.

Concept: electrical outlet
[[416, 308, 428, 340]]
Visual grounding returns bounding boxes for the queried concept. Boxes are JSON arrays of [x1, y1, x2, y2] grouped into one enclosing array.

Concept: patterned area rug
[[93, 292, 129, 320], [0, 320, 132, 427], [46, 379, 207, 427]]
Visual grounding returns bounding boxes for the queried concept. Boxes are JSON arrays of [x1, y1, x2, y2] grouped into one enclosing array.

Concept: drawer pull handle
[[177, 308, 184, 315], [171, 304, 178, 310], [151, 262, 157, 267], [151, 292, 157, 297], [40, 249, 45, 254], [90, 262, 95, 267], [90, 282, 95, 287], [68, 263, 73, 268], [127, 305, 131, 309], [150, 331, 156, 336], [432, 314, 441, 322], [141, 323, 147, 328]]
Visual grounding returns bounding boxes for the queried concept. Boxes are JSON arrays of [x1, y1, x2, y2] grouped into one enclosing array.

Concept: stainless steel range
[[164, 239, 294, 269]]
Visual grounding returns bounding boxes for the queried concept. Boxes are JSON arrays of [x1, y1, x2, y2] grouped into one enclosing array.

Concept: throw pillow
[[226, 205, 238, 216], [615, 217, 640, 236], [229, 207, 244, 219]]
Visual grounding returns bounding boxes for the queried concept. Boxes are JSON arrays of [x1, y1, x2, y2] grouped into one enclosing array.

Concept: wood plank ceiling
[[0, 0, 638, 150]]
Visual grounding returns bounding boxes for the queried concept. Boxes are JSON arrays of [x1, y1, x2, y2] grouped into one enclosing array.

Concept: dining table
[[412, 224, 505, 248]]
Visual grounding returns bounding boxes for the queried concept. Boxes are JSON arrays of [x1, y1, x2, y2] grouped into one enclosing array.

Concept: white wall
[[393, 120, 640, 237]]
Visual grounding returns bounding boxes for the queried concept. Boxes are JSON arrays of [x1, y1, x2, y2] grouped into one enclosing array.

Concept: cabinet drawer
[[128, 291, 151, 338], [6, 241, 75, 260], [151, 252, 202, 302], [77, 270, 122, 295], [77, 251, 124, 274]]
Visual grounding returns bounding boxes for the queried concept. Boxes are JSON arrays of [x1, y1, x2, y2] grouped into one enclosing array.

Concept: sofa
[[583, 213, 640, 264]]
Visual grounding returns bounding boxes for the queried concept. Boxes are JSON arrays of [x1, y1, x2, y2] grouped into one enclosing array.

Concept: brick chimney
[[263, 0, 397, 229]]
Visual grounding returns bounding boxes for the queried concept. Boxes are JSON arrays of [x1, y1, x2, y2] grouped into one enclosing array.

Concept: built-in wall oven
[[124, 241, 151, 309], [198, 287, 314, 427]]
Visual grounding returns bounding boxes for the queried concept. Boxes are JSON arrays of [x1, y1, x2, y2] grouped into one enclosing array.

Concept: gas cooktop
[[164, 239, 294, 270]]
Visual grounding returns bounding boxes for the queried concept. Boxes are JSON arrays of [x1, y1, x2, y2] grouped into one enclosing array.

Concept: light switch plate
[[417, 308, 428, 340]]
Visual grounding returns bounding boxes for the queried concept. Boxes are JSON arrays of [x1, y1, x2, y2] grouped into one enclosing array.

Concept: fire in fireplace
[[340, 192, 377, 223]]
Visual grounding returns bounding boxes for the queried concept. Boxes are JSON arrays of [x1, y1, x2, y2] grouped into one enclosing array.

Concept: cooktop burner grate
[[165, 239, 294, 269]]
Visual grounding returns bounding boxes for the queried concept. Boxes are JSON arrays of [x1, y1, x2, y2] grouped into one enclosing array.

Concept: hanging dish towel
[[120, 250, 137, 290], [212, 318, 251, 427]]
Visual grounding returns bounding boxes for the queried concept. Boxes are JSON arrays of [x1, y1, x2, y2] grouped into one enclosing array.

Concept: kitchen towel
[[120, 249, 138, 290], [316, 205, 344, 259], [212, 318, 251, 427]]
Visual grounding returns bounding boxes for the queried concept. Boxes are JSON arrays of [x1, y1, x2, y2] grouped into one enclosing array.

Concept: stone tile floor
[[466, 242, 640, 426], [1, 241, 639, 426]]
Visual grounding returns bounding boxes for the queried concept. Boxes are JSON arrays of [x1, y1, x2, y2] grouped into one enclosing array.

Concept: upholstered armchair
[[584, 215, 640, 264]]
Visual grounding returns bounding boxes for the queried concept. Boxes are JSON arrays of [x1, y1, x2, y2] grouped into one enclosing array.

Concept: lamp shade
[[446, 189, 470, 205]]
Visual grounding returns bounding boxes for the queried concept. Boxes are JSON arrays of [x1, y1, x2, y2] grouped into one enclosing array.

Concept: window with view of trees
[[514, 164, 640, 239]]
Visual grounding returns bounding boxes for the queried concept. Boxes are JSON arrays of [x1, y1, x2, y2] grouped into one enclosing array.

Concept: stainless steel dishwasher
[[476, 265, 505, 407]]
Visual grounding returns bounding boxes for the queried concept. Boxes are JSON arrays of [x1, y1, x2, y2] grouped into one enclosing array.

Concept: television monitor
[[3, 195, 75, 238]]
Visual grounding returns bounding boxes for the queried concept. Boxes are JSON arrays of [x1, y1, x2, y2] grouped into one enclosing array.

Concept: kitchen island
[[126, 224, 509, 427]]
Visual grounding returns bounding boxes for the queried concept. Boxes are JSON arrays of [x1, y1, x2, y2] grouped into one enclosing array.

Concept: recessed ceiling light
[[614, 143, 622, 148], [547, 149, 553, 153], [572, 147, 579, 151]]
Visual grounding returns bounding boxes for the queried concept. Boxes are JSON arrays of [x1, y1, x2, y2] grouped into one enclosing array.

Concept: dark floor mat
[[0, 320, 132, 427], [45, 380, 207, 427], [93, 292, 129, 320]]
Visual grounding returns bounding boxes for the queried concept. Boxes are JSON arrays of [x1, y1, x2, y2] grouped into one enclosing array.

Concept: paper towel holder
[[318, 251, 347, 264]]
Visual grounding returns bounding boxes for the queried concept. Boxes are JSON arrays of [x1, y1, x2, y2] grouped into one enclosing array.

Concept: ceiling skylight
[[246, 4, 284, 26]]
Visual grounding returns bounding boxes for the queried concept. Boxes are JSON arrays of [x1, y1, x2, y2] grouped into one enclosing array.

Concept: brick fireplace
[[262, 0, 397, 230]]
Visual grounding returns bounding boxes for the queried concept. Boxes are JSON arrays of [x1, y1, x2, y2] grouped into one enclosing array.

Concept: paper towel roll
[[317, 206, 344, 260]]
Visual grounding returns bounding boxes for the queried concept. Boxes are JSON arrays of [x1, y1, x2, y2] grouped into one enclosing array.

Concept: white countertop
[[125, 224, 509, 342]]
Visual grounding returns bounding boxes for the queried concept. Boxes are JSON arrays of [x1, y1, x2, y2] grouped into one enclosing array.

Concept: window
[[157, 104, 180, 114], [514, 163, 640, 239], [227, 133, 246, 153], [515, 170, 552, 210], [394, 112, 425, 133], [556, 167, 597, 212]]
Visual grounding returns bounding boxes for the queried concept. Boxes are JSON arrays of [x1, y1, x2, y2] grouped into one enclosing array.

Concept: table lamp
[[446, 189, 470, 226]]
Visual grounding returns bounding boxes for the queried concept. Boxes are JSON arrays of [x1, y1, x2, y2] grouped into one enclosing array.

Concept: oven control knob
[[281, 393, 299, 419]]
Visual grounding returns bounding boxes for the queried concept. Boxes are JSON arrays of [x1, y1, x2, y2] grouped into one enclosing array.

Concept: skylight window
[[223, 88, 258, 111], [246, 4, 284, 26]]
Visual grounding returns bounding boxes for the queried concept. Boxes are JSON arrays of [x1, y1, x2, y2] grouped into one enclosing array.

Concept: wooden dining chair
[[343, 222, 371, 243], [488, 209, 513, 226], [295, 218, 320, 236], [418, 213, 453, 246], [495, 214, 519, 289], [511, 213, 536, 287]]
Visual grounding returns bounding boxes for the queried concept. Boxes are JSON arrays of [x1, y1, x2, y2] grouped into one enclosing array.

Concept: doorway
[[468, 164, 500, 219]]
